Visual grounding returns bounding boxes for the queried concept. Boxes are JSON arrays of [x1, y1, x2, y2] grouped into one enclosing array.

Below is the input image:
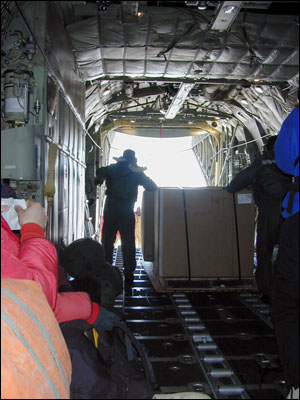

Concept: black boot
[[124, 273, 134, 290]]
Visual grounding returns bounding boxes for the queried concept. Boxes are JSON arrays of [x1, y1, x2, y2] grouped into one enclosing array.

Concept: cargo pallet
[[144, 261, 256, 293]]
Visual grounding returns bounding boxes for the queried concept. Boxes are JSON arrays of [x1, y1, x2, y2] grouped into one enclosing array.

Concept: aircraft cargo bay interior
[[1, 1, 299, 399]]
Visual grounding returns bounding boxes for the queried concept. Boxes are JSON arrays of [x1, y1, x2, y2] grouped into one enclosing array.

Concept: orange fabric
[[1, 279, 72, 399]]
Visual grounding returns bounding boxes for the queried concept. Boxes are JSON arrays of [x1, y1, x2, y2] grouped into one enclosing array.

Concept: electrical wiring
[[242, 10, 263, 68]]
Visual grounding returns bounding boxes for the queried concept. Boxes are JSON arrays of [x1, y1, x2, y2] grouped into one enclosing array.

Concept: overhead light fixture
[[254, 78, 261, 83], [223, 5, 237, 14], [165, 82, 195, 119], [241, 98, 248, 105], [185, 1, 199, 6], [255, 86, 264, 94], [210, 1, 243, 32], [99, 1, 109, 12], [120, 1, 140, 23], [198, 1, 208, 10]]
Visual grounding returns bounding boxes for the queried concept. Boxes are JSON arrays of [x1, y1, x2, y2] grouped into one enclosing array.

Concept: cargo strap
[[286, 156, 299, 215], [44, 142, 59, 203], [44, 142, 59, 238]]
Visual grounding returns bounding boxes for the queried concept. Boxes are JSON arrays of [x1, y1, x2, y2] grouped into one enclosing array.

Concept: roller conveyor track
[[113, 247, 288, 399]]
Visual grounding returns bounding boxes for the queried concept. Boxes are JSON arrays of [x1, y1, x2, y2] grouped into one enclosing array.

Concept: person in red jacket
[[1, 200, 116, 328]]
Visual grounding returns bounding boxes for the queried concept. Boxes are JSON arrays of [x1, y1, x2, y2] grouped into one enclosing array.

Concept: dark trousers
[[255, 198, 283, 296], [102, 197, 136, 276], [271, 212, 299, 390]]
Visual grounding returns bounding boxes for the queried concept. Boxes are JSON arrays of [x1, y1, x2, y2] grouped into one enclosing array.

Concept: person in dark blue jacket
[[271, 106, 299, 399], [95, 149, 157, 289]]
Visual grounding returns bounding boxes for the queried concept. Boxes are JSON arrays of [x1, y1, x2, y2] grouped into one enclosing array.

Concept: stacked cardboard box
[[142, 187, 255, 280]]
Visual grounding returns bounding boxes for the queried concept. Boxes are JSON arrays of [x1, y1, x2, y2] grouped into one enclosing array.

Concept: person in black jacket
[[225, 136, 292, 300], [95, 149, 157, 288]]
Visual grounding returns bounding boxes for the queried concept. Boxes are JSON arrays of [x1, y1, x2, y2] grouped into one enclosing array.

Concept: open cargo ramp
[[113, 247, 288, 399]]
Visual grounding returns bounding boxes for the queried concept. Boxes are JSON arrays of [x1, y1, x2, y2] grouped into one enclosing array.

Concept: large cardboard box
[[185, 187, 254, 278], [153, 188, 189, 278], [141, 187, 255, 280]]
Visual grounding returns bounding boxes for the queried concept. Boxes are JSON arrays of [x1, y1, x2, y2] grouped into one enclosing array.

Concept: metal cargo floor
[[113, 247, 288, 399]]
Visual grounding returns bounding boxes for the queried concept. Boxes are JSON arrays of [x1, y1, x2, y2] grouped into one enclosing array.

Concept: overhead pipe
[[106, 85, 168, 105]]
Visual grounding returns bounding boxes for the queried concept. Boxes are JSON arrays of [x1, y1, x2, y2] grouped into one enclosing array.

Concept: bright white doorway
[[109, 132, 207, 209]]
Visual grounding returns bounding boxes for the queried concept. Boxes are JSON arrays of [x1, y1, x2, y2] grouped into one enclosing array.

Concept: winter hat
[[60, 238, 106, 279], [113, 149, 137, 164], [123, 149, 136, 162]]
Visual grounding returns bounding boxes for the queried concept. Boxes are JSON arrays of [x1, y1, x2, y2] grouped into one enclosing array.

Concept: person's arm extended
[[17, 237, 58, 309], [13, 200, 58, 309], [225, 161, 260, 193], [139, 173, 158, 191], [54, 291, 94, 323]]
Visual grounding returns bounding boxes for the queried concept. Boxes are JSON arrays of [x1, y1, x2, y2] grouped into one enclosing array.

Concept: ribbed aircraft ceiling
[[59, 1, 299, 136]]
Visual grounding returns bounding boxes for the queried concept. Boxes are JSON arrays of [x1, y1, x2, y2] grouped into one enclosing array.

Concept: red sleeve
[[20, 223, 45, 242], [58, 265, 71, 288], [1, 218, 58, 310], [17, 237, 58, 310], [2, 218, 96, 325], [54, 291, 94, 323]]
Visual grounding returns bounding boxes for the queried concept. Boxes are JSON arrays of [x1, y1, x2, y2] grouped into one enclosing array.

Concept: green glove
[[93, 305, 121, 331]]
